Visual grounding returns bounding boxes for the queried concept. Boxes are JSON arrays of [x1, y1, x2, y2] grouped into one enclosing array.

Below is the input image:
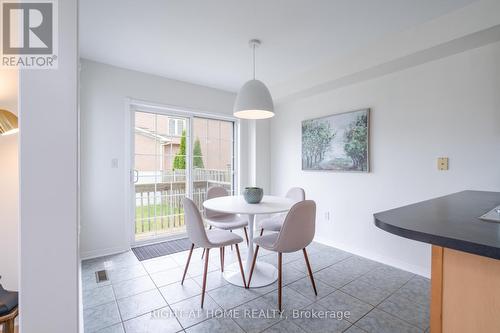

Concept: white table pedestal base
[[223, 261, 278, 288], [202, 198, 294, 289]]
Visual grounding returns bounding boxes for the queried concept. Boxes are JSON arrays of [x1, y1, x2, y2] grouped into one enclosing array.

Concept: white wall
[[272, 0, 500, 101], [80, 60, 259, 258], [0, 69, 18, 290], [19, 0, 79, 331], [270, 41, 500, 277]]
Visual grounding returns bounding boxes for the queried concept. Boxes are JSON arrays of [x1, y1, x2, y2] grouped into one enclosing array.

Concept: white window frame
[[125, 97, 240, 246]]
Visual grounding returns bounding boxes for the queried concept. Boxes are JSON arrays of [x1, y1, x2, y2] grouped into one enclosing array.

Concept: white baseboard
[[80, 245, 131, 261], [313, 236, 431, 278]]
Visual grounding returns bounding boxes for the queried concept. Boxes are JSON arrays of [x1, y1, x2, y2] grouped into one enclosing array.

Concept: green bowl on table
[[243, 187, 264, 204]]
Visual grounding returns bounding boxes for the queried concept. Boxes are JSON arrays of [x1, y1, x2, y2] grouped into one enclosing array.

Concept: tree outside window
[[173, 131, 205, 169]]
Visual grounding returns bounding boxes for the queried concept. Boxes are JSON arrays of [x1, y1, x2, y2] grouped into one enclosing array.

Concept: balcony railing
[[135, 168, 232, 239]]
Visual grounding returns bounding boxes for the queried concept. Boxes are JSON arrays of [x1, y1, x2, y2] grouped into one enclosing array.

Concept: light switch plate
[[437, 157, 449, 171]]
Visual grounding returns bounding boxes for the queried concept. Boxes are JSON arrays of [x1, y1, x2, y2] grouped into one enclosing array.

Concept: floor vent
[[95, 270, 108, 283]]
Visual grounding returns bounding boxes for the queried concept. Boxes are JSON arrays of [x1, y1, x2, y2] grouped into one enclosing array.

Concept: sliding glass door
[[132, 109, 236, 244], [191, 117, 235, 211], [133, 111, 189, 242]]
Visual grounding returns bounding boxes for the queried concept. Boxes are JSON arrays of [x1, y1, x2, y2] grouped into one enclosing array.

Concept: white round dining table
[[203, 195, 294, 287]]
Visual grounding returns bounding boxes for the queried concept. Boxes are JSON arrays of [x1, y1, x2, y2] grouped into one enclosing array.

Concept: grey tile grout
[[140, 253, 185, 332], [283, 320, 308, 333], [342, 270, 426, 332], [371, 284, 429, 331], [149, 247, 255, 331], [390, 275, 430, 307], [84, 247, 353, 332], [337, 265, 405, 321], [270, 248, 419, 332], [89, 255, 187, 331], [83, 269, 149, 287], [231, 314, 252, 333], [83, 304, 122, 333], [312, 259, 375, 290], [169, 293, 227, 331], [372, 307, 425, 332], [342, 323, 369, 332], [109, 284, 124, 332], [83, 244, 430, 333], [292, 256, 426, 332]]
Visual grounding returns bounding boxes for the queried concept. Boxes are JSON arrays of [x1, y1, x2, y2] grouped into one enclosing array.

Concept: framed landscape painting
[[302, 109, 370, 172]]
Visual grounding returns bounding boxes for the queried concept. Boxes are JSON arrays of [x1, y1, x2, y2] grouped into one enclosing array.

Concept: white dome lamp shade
[[234, 79, 274, 119], [234, 39, 274, 120]]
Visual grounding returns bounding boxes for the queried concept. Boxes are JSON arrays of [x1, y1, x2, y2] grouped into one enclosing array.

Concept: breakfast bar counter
[[374, 191, 500, 333]]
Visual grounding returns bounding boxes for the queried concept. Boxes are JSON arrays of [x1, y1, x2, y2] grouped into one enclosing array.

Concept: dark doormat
[[132, 237, 193, 261]]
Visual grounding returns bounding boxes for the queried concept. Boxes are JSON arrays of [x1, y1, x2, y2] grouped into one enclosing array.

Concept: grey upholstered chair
[[248, 200, 317, 311], [205, 186, 249, 242], [181, 198, 246, 308], [259, 187, 305, 236], [201, 186, 249, 259], [0, 278, 18, 333]]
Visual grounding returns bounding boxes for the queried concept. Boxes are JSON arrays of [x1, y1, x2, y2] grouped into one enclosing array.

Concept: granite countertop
[[374, 190, 500, 260]]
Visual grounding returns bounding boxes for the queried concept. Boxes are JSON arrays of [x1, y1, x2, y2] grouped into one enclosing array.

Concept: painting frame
[[301, 108, 370, 172]]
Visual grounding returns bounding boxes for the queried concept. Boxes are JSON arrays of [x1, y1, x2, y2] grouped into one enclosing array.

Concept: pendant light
[[0, 109, 18, 136], [234, 39, 274, 119]]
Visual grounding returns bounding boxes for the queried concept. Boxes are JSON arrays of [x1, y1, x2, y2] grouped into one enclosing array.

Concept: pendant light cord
[[252, 43, 256, 80]]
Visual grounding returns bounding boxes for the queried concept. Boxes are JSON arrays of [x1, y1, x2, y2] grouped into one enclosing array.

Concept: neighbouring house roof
[[135, 126, 180, 144]]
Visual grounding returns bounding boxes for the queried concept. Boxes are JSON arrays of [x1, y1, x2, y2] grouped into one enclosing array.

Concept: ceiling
[[79, 0, 476, 93]]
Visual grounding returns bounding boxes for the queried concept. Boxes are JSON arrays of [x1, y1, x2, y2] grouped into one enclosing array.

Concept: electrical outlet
[[437, 157, 449, 171], [111, 158, 119, 168], [324, 211, 330, 220]]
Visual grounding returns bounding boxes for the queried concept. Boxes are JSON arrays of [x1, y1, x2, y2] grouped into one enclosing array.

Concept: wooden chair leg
[[243, 227, 249, 245], [220, 247, 225, 272], [201, 248, 210, 308], [235, 244, 247, 288], [278, 252, 283, 312], [247, 245, 260, 287], [260, 228, 264, 236], [5, 318, 15, 333], [303, 248, 317, 295], [0, 308, 18, 333], [182, 243, 194, 284]]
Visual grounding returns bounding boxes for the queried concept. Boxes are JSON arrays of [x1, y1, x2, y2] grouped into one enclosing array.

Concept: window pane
[[177, 120, 184, 136], [134, 112, 156, 155], [169, 119, 175, 136], [135, 111, 189, 242], [193, 117, 234, 204]]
